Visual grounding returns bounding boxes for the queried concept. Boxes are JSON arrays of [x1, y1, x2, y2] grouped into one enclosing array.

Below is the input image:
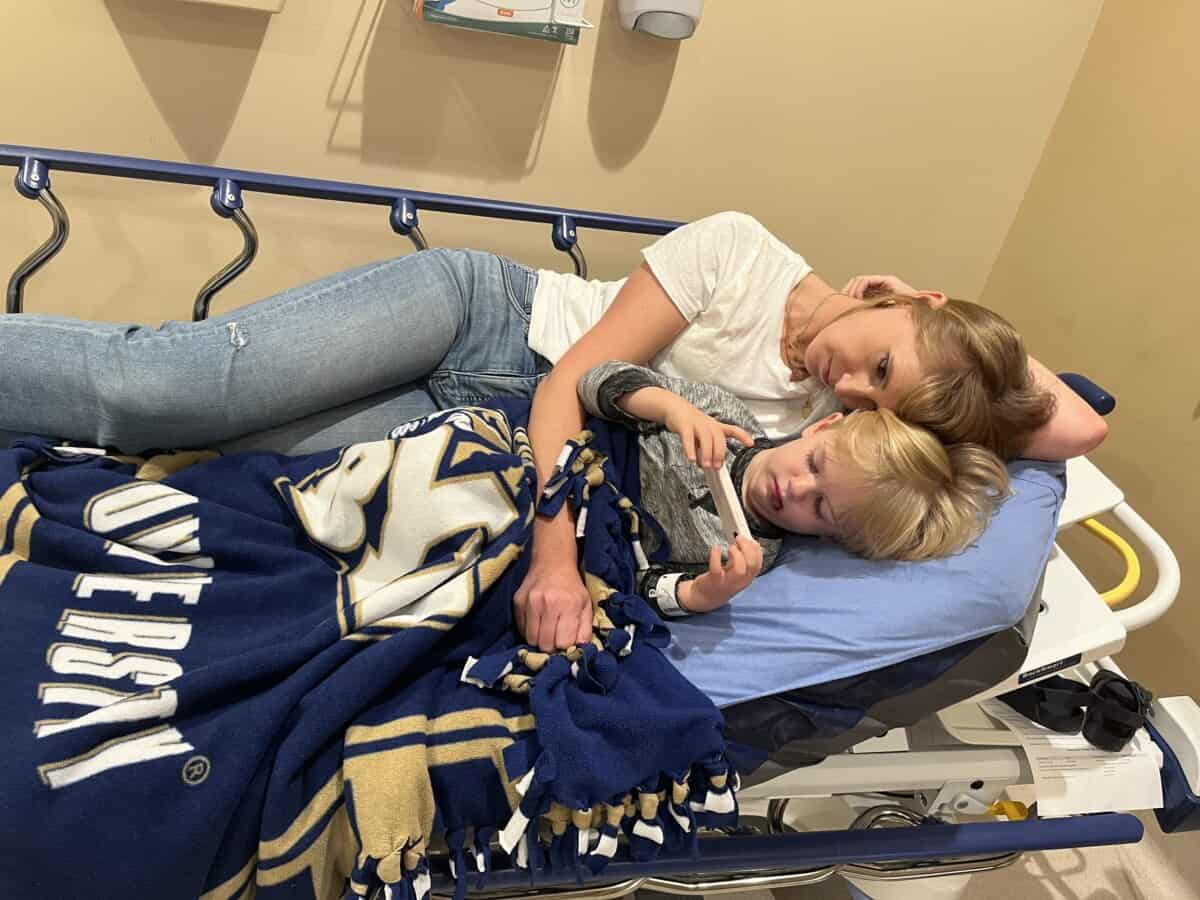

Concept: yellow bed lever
[[1079, 517, 1142, 607]]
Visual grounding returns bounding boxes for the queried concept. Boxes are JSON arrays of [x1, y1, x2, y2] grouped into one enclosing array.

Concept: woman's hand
[[661, 397, 754, 469], [678, 537, 764, 613], [514, 557, 593, 651], [841, 274, 919, 299]]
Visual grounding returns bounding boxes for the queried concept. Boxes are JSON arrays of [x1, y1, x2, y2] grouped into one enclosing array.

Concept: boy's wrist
[[678, 576, 730, 614], [676, 578, 695, 613]]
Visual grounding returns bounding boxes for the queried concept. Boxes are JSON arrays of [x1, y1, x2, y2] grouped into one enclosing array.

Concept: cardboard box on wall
[[414, 0, 590, 46]]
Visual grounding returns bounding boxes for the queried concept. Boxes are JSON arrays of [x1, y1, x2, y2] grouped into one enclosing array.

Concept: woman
[[507, 214, 1104, 651], [0, 212, 1106, 646]]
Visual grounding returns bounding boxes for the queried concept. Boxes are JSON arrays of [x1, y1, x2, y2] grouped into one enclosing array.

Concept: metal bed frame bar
[[1, 143, 682, 318], [418, 812, 1143, 898], [0, 144, 681, 234]]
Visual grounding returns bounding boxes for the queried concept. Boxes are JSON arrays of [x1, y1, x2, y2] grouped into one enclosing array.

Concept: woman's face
[[803, 306, 925, 410]]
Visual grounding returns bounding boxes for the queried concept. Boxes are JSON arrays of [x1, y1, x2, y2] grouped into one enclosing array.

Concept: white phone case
[[703, 466, 751, 545]]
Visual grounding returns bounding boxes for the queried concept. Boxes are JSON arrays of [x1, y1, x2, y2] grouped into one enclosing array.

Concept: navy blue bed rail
[[1, 143, 682, 318], [0, 144, 680, 234], [428, 813, 1144, 895]]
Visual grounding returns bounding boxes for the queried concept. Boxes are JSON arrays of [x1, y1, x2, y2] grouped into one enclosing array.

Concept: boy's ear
[[800, 412, 843, 437], [915, 290, 948, 309]]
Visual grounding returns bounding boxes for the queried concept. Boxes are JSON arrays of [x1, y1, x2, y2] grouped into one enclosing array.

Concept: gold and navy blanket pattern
[[0, 399, 736, 899]]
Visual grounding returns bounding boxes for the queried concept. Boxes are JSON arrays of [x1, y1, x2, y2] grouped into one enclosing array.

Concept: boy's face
[[741, 414, 860, 540]]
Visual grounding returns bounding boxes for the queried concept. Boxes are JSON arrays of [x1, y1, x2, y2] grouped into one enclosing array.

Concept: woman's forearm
[[512, 264, 691, 648], [527, 368, 589, 566], [525, 265, 689, 567], [1020, 356, 1109, 460], [515, 364, 597, 650]]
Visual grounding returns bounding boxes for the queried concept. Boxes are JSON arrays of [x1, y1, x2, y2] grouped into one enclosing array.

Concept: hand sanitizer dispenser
[[617, 0, 703, 39]]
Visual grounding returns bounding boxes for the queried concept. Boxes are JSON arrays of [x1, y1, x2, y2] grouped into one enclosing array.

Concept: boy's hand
[[679, 536, 764, 613], [662, 399, 754, 469]]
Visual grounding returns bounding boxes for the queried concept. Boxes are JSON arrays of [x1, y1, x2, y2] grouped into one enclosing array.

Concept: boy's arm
[[579, 361, 765, 437], [578, 361, 668, 429], [638, 564, 705, 619], [641, 538, 766, 618]]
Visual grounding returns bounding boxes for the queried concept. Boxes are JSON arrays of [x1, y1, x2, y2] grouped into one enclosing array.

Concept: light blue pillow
[[665, 461, 1066, 709]]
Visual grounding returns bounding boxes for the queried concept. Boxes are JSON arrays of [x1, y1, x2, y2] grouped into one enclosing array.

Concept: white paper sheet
[[980, 698, 1163, 817]]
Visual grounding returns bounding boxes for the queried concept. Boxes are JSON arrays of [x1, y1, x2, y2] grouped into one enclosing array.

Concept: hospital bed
[[1, 144, 1195, 900]]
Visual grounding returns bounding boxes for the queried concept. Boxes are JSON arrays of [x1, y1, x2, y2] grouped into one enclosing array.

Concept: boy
[[578, 361, 1009, 618]]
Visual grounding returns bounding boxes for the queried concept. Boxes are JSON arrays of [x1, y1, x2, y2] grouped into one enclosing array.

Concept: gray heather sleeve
[[578, 361, 662, 430], [578, 361, 767, 439]]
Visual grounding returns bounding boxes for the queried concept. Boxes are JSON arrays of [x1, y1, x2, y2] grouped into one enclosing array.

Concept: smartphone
[[703, 465, 751, 545]]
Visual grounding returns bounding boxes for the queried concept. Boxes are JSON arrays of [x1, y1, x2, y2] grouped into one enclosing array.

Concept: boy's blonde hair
[[827, 409, 1009, 562], [863, 293, 1055, 460]]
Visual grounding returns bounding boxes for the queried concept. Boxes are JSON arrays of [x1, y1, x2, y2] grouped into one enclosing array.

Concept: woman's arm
[[1019, 356, 1108, 460], [515, 264, 690, 651]]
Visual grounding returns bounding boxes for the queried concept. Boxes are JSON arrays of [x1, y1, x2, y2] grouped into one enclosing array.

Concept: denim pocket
[[498, 257, 536, 321], [427, 370, 547, 409]]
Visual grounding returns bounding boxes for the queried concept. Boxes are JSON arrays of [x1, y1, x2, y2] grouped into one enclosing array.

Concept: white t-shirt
[[526, 211, 840, 438]]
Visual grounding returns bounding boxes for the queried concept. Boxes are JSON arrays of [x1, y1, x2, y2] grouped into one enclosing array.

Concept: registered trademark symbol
[[182, 755, 211, 785]]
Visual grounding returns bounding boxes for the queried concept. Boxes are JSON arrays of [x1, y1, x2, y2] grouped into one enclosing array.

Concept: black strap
[[999, 671, 1154, 753], [1082, 670, 1154, 752], [998, 676, 1091, 733]]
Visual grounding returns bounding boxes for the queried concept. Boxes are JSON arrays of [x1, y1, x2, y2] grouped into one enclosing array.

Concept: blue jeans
[[0, 250, 550, 454]]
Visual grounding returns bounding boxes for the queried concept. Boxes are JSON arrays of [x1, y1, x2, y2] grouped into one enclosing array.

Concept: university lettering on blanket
[[0, 401, 735, 900], [9, 406, 532, 793]]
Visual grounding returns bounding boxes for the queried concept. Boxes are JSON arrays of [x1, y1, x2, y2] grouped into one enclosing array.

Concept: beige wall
[[1, 0, 1099, 325], [981, 0, 1200, 696], [17, 2, 1191, 691]]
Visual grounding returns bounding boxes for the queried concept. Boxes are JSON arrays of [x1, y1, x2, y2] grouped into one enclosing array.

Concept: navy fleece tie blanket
[[0, 400, 736, 899]]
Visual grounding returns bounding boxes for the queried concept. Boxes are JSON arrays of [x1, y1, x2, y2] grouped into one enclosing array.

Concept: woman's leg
[[0, 251, 500, 452], [426, 254, 552, 408], [215, 382, 439, 455], [220, 253, 551, 455], [0, 386, 439, 455]]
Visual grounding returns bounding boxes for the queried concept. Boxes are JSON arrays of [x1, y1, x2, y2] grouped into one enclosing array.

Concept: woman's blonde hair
[[865, 293, 1055, 460], [827, 409, 1010, 562]]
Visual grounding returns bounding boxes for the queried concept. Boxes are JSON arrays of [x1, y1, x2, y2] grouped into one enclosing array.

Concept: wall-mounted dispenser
[[617, 0, 703, 40]]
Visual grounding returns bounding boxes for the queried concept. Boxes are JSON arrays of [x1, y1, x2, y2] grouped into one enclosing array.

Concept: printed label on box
[[415, 0, 587, 44]]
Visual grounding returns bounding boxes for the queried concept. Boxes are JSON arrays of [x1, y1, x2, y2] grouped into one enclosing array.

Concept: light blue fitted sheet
[[665, 461, 1066, 709]]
